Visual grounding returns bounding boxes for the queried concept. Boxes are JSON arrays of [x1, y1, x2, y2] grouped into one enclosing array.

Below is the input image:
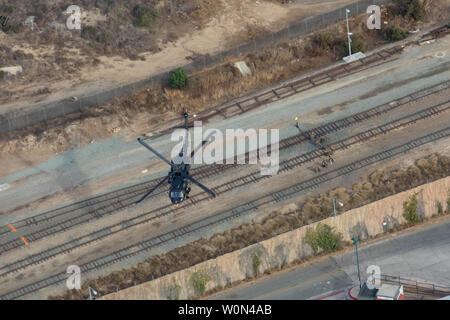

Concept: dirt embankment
[[50, 153, 450, 299], [4, 0, 449, 175], [0, 0, 222, 102]]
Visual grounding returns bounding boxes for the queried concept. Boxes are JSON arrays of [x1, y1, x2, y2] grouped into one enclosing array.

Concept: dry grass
[[50, 153, 450, 300]]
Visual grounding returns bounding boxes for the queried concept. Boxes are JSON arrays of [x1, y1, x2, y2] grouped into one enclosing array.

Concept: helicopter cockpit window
[[170, 191, 184, 198]]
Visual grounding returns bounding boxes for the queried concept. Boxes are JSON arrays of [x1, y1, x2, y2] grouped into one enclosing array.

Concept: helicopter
[[136, 111, 216, 205]]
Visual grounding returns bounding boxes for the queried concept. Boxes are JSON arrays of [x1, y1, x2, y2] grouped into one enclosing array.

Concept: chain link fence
[[0, 0, 391, 134]]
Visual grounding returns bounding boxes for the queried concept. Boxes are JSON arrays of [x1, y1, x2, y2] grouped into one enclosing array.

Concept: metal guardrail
[[382, 275, 450, 298]]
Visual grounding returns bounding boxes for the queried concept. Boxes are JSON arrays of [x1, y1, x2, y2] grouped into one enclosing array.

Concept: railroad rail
[[152, 45, 406, 138], [147, 23, 450, 138], [1, 80, 448, 256], [2, 127, 449, 300], [426, 23, 450, 40], [0, 98, 448, 279]]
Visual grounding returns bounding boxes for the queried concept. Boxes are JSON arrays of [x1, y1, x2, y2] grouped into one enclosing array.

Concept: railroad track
[[2, 126, 449, 300], [1, 81, 448, 255], [0, 97, 449, 282], [152, 45, 406, 137], [146, 23, 450, 138]]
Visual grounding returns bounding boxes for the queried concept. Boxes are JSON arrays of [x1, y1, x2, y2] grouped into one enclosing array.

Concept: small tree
[[252, 251, 262, 276], [81, 25, 99, 40], [168, 67, 188, 89], [436, 201, 443, 216], [190, 268, 209, 296], [132, 5, 159, 28], [382, 26, 407, 41], [167, 278, 181, 300], [304, 223, 342, 254], [400, 0, 424, 20], [339, 35, 365, 56], [403, 192, 420, 224]]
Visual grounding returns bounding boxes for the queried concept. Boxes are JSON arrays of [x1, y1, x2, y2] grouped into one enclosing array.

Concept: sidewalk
[[309, 286, 355, 300]]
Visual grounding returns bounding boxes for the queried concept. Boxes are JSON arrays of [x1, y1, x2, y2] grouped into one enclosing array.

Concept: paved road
[[209, 219, 450, 299]]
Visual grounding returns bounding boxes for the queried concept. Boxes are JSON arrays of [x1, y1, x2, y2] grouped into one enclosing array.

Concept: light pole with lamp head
[[351, 237, 362, 289], [332, 199, 344, 217], [345, 8, 352, 57]]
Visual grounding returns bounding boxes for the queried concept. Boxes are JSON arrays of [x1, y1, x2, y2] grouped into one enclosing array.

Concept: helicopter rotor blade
[[180, 111, 189, 158], [136, 175, 169, 204], [138, 137, 173, 167], [190, 130, 216, 159], [185, 174, 216, 198]]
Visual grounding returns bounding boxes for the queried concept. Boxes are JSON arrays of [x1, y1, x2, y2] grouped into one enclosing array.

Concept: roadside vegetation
[[190, 268, 210, 296], [252, 251, 262, 276], [305, 223, 342, 254], [166, 278, 181, 300], [403, 192, 421, 224], [382, 26, 407, 41], [168, 67, 189, 90], [51, 153, 450, 299], [400, 0, 424, 20]]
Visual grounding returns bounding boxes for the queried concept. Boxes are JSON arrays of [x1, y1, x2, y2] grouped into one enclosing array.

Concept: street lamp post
[[345, 8, 352, 57], [332, 199, 343, 217], [88, 286, 99, 300], [351, 237, 362, 289]]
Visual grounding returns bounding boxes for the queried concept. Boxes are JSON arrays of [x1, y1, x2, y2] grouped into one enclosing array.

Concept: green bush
[[3, 23, 20, 33], [132, 5, 159, 27], [403, 192, 420, 224], [2, 5, 14, 14], [190, 269, 209, 296], [167, 278, 181, 300], [168, 67, 189, 89], [252, 251, 262, 276], [313, 33, 335, 50], [339, 35, 365, 56], [81, 25, 99, 40], [97, 31, 113, 44], [382, 26, 407, 41], [0, 70, 5, 80], [436, 201, 444, 216], [305, 223, 342, 254], [400, 0, 424, 20]]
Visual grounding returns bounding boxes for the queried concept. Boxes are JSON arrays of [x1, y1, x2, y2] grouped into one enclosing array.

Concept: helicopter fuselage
[[168, 162, 191, 204]]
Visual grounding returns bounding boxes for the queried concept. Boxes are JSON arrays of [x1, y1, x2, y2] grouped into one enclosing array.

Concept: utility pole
[[88, 286, 98, 300], [332, 199, 343, 218], [352, 237, 362, 289], [345, 8, 352, 57]]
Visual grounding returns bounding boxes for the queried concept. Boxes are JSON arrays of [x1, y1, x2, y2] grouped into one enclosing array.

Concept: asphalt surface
[[209, 219, 450, 300]]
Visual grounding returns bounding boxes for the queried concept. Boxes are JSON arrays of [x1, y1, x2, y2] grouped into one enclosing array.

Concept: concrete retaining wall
[[102, 177, 450, 300]]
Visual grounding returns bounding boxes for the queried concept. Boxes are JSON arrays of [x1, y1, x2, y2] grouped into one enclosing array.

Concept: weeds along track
[[0, 95, 449, 283], [2, 126, 449, 300], [0, 80, 448, 256]]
